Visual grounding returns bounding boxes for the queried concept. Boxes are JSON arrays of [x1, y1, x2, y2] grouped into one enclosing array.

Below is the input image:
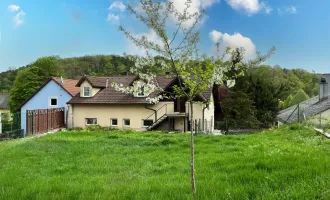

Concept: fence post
[[211, 116, 213, 134], [297, 103, 300, 123], [32, 111, 34, 135]]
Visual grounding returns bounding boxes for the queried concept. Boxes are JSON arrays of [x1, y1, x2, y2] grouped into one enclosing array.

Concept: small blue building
[[19, 77, 79, 135]]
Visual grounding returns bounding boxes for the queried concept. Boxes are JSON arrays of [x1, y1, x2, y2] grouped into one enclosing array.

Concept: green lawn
[[1, 126, 330, 199]]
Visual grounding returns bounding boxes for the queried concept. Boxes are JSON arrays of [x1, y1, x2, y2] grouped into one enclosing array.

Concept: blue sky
[[0, 0, 329, 73]]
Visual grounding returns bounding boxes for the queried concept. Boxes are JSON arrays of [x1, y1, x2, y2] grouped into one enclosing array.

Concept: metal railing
[[145, 104, 169, 122]]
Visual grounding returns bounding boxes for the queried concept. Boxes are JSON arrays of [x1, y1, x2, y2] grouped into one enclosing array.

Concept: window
[[111, 119, 118, 126], [83, 87, 91, 97], [143, 120, 153, 127], [49, 97, 58, 107], [137, 86, 146, 97], [123, 119, 130, 127], [86, 118, 97, 125]]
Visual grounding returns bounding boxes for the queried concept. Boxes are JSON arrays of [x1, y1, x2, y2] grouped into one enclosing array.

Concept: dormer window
[[83, 87, 91, 97], [137, 86, 146, 97]]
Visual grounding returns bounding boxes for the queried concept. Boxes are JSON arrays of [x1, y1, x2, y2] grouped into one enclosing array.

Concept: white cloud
[[126, 30, 163, 56], [287, 6, 297, 14], [200, 0, 221, 8], [109, 1, 126, 12], [262, 2, 272, 14], [107, 13, 120, 23], [169, 0, 220, 27], [209, 30, 223, 43], [8, 4, 20, 12], [278, 6, 297, 15], [133, 0, 220, 28], [13, 11, 25, 27], [209, 30, 256, 59], [225, 0, 271, 15]]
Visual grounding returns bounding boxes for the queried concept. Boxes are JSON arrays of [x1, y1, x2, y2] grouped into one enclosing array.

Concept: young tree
[[115, 0, 274, 194]]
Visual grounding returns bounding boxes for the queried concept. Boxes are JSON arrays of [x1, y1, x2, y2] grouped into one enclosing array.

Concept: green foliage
[[248, 65, 320, 100], [289, 89, 310, 106], [283, 94, 294, 108], [85, 125, 118, 132], [1, 128, 330, 199], [219, 90, 261, 132], [9, 56, 61, 112], [232, 70, 288, 128], [289, 123, 303, 130]]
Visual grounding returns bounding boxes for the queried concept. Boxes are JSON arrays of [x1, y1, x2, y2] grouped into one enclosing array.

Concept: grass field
[[1, 126, 330, 199]]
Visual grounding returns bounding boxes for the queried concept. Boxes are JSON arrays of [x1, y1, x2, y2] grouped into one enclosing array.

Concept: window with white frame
[[83, 87, 91, 97], [49, 97, 58, 107], [86, 118, 97, 125], [143, 119, 153, 127], [123, 119, 130, 127], [111, 118, 118, 126]]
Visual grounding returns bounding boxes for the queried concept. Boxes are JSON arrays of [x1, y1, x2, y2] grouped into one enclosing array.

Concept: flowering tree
[[116, 0, 274, 195]]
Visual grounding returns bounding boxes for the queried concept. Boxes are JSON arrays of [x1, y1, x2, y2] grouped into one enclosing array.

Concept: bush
[[86, 125, 118, 132], [289, 123, 302, 130], [145, 138, 179, 146], [67, 127, 84, 131]]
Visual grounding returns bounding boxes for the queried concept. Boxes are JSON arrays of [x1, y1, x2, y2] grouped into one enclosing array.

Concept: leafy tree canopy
[[289, 89, 310, 106]]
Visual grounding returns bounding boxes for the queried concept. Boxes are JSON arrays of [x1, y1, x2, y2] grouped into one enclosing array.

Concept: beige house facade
[[68, 75, 215, 132]]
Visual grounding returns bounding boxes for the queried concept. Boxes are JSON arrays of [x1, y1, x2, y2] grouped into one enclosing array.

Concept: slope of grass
[[1, 126, 330, 199]]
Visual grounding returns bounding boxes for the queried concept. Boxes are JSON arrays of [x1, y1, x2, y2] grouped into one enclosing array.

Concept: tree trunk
[[189, 100, 196, 194]]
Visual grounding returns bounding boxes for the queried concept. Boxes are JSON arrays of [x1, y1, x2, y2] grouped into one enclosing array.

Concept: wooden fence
[[26, 108, 65, 135]]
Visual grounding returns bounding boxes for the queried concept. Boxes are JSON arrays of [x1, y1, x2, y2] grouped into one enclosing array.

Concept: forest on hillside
[[0, 55, 320, 96], [0, 55, 321, 129]]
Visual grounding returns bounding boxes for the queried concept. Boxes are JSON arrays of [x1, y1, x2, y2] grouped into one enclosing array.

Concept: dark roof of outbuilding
[[277, 96, 330, 123], [0, 93, 9, 110]]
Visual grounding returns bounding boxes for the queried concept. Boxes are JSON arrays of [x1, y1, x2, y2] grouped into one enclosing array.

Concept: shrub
[[67, 127, 84, 131], [86, 125, 118, 132], [146, 138, 179, 146], [289, 123, 302, 130]]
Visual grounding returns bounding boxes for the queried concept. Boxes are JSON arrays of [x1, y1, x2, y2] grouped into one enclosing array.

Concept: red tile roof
[[52, 77, 80, 96]]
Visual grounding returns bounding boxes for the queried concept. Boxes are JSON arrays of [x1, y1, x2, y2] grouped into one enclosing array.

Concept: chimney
[[60, 76, 64, 85], [319, 74, 330, 100], [106, 78, 109, 88]]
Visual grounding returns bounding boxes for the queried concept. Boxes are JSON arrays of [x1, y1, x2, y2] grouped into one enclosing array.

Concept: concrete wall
[[309, 108, 330, 126], [20, 80, 72, 134], [70, 94, 214, 132]]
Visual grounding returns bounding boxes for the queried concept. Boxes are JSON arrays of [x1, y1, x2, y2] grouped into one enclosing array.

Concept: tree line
[[0, 55, 320, 116], [218, 65, 320, 131]]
